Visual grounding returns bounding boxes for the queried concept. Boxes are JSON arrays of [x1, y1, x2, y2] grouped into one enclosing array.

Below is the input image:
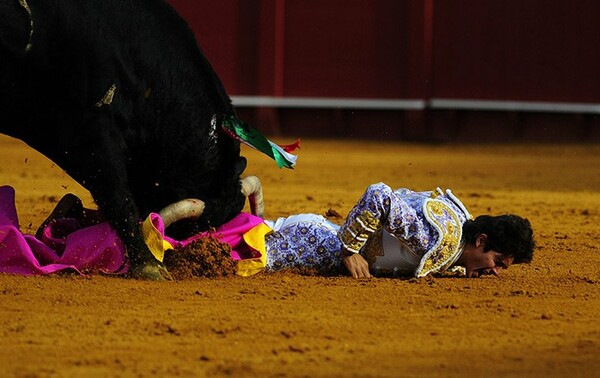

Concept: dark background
[[168, 0, 600, 142]]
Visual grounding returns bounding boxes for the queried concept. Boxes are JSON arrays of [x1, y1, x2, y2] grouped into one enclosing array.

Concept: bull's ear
[[235, 157, 247, 176]]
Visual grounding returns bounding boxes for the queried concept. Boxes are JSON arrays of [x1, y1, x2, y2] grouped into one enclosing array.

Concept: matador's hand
[[342, 251, 371, 279]]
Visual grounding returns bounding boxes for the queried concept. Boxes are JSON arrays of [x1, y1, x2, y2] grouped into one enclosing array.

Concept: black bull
[[0, 0, 249, 279]]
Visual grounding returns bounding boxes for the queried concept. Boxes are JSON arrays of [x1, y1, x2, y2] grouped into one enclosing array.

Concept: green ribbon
[[217, 114, 297, 169]]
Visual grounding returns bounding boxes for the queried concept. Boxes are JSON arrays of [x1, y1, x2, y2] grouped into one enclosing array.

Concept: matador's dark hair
[[462, 214, 535, 264]]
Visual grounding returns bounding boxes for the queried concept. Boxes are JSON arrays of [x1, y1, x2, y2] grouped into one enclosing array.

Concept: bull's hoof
[[36, 193, 83, 239], [129, 261, 173, 281]]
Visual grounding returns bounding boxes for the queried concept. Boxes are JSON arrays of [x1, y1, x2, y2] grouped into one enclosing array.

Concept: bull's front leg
[[61, 112, 172, 281], [90, 175, 171, 281]]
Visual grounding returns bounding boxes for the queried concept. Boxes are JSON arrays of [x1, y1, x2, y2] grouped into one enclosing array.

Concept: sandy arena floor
[[0, 134, 598, 377]]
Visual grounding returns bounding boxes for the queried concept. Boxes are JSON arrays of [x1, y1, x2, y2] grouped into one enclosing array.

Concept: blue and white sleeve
[[337, 183, 417, 254]]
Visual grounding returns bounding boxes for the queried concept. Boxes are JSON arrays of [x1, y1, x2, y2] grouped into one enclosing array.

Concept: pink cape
[[146, 212, 264, 262], [0, 186, 263, 276]]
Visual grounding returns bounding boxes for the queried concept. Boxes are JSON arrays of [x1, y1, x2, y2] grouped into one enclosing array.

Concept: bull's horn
[[159, 198, 205, 228], [241, 176, 264, 218]]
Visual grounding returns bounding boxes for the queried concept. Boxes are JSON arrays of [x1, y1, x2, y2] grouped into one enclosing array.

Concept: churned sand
[[0, 134, 598, 377]]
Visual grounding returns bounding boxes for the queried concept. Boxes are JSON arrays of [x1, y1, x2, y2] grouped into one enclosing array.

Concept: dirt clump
[[163, 235, 236, 280], [324, 208, 343, 220]]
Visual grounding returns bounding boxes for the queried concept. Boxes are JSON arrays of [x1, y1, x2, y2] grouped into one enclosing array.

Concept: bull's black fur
[[0, 0, 248, 279]]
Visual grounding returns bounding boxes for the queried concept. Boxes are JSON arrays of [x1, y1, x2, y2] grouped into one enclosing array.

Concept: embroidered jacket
[[338, 183, 472, 277]]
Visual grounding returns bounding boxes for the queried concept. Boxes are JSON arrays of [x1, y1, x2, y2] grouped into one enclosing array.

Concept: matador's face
[[460, 234, 514, 278]]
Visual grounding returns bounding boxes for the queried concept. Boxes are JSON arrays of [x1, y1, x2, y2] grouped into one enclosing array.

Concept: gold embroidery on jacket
[[417, 199, 462, 277], [339, 210, 381, 253]]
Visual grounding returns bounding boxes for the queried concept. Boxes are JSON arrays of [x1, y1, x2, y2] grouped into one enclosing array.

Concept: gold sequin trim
[[95, 84, 116, 107], [18, 0, 34, 52], [357, 209, 380, 230], [339, 210, 381, 253], [416, 199, 463, 277]]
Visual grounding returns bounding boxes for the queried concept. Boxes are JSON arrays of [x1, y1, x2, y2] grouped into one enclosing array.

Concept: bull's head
[[159, 176, 264, 228]]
